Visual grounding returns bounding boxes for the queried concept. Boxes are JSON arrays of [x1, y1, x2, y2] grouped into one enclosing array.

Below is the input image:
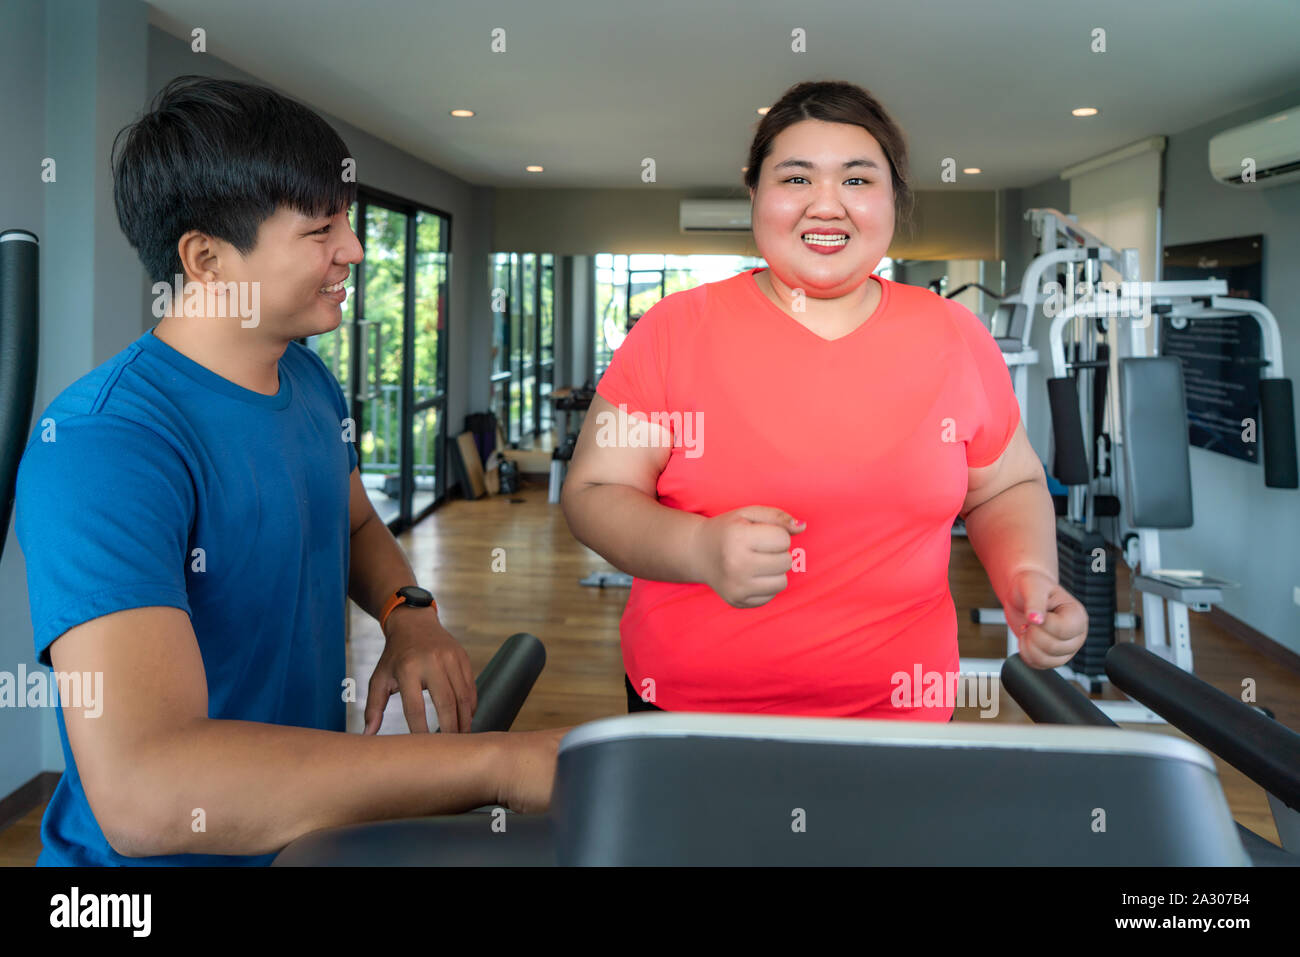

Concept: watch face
[[397, 586, 433, 606]]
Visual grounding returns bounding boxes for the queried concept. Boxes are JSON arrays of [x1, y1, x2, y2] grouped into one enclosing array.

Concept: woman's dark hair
[[112, 75, 357, 284], [744, 80, 914, 238]]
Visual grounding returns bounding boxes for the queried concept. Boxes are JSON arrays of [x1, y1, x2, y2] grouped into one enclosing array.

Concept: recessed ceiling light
[[757, 107, 770, 115], [525, 165, 544, 172], [1072, 107, 1099, 117], [450, 109, 474, 117], [963, 167, 981, 174]]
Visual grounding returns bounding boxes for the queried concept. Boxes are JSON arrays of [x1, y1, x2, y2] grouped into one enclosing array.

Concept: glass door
[[489, 253, 512, 443], [520, 254, 537, 444], [411, 210, 447, 519], [356, 203, 407, 527], [538, 254, 554, 439], [490, 252, 554, 447]]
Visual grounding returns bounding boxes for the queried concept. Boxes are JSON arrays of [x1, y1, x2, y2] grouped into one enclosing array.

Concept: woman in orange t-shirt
[[561, 80, 1087, 720]]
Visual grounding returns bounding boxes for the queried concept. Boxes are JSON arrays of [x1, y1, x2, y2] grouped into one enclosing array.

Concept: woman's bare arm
[[560, 394, 705, 583]]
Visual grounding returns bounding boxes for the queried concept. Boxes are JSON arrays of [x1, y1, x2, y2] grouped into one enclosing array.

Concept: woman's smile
[[801, 229, 851, 254]]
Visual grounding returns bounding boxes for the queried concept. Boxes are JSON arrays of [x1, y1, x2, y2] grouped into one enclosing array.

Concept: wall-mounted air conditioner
[[679, 199, 751, 232], [1209, 107, 1300, 188]]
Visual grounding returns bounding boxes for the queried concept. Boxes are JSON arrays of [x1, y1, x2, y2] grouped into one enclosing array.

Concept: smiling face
[[183, 202, 364, 340], [748, 118, 896, 299], [242, 203, 364, 340]]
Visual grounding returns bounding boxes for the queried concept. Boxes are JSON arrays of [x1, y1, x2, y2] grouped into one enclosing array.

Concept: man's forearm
[[117, 721, 503, 857], [562, 483, 705, 583], [349, 514, 422, 625], [963, 477, 1059, 606]]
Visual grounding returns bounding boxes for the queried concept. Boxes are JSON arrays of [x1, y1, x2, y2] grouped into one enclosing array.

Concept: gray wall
[[553, 255, 595, 392], [0, 0, 54, 805], [570, 256, 594, 387]]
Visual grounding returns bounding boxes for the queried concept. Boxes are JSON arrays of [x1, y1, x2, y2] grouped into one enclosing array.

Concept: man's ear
[[176, 230, 216, 284]]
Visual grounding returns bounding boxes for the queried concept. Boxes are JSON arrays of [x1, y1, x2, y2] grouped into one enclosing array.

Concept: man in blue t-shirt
[[14, 75, 563, 865]]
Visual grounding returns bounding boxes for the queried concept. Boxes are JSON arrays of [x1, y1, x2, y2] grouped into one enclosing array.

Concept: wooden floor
[[3, 477, 1296, 863]]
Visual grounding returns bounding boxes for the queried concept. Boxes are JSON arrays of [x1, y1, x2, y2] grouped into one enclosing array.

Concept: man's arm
[[47, 605, 542, 858], [347, 466, 419, 629], [344, 467, 477, 732]]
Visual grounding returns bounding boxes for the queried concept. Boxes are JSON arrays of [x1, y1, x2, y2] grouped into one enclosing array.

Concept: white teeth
[[319, 280, 346, 293], [803, 234, 848, 246]]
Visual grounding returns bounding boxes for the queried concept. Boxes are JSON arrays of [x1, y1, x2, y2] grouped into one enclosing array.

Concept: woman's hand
[[692, 506, 805, 608], [1004, 568, 1089, 668]]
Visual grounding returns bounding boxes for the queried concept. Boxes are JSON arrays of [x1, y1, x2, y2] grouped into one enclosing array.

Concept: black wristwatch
[[379, 585, 436, 633]]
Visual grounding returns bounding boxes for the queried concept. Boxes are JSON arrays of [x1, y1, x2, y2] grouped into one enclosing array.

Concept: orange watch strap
[[379, 592, 404, 633], [379, 590, 438, 633]]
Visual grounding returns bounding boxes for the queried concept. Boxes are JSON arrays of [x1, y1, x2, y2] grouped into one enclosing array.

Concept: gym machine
[[1004, 646, 1300, 866], [959, 210, 1297, 724], [274, 650, 1269, 866], [0, 229, 40, 565]]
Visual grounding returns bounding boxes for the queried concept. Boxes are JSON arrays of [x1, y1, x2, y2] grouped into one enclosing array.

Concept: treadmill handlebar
[[1000, 654, 1118, 727], [1106, 643, 1300, 811], [465, 632, 546, 733]]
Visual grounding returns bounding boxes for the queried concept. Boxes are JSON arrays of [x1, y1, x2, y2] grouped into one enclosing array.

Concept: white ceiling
[[146, 0, 1300, 191]]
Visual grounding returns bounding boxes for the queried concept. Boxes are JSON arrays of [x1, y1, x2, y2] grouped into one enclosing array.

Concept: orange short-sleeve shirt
[[595, 267, 1020, 720]]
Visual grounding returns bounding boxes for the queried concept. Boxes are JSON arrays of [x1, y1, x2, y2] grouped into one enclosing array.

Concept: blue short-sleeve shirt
[[15, 327, 358, 866]]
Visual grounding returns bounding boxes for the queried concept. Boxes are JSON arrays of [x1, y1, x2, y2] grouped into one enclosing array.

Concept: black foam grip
[[0, 230, 40, 564], [468, 632, 546, 733], [1260, 378, 1298, 489], [1001, 653, 1117, 727], [1048, 377, 1089, 485], [1107, 643, 1300, 812], [1092, 343, 1109, 469]]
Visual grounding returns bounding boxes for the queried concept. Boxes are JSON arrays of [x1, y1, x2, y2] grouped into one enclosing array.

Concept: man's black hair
[[112, 74, 357, 284]]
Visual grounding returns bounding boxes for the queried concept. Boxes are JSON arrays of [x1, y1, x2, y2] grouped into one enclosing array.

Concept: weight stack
[[1055, 518, 1115, 680]]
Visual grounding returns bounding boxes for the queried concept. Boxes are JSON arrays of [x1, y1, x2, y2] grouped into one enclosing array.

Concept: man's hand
[[1004, 568, 1089, 669], [363, 609, 478, 734], [494, 727, 571, 814]]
